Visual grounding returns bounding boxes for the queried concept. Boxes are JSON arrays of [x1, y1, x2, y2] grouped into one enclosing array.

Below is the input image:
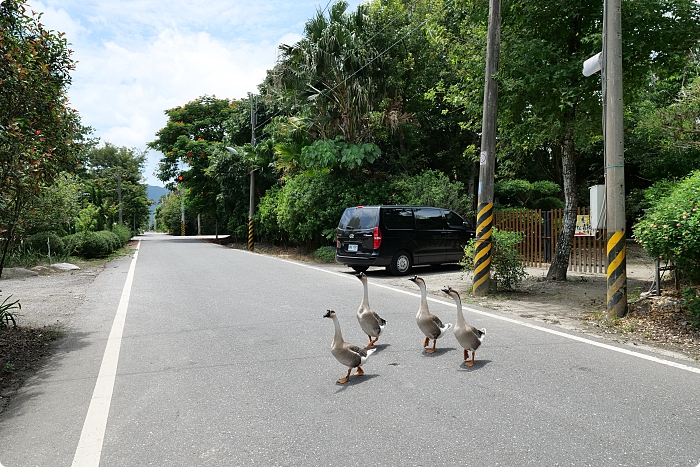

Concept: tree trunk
[[547, 125, 578, 281]]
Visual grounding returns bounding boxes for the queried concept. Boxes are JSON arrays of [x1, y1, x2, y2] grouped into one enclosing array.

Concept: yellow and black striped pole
[[604, 0, 627, 317], [473, 0, 500, 297], [606, 230, 626, 317], [473, 203, 494, 296], [248, 218, 254, 251]]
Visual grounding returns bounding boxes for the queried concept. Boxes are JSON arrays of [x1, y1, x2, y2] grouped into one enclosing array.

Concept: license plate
[[348, 244, 358, 252]]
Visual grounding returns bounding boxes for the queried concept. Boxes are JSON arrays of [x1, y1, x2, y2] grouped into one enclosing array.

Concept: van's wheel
[[389, 250, 412, 275], [351, 265, 369, 273]]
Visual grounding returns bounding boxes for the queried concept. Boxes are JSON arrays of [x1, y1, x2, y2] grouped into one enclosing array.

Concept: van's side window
[[414, 208, 445, 230], [444, 210, 466, 229], [384, 208, 414, 229]]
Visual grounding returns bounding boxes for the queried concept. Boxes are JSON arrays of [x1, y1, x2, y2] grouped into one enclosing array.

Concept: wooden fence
[[495, 207, 607, 273]]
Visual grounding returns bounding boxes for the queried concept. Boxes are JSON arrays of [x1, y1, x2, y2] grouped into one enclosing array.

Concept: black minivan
[[335, 205, 475, 275]]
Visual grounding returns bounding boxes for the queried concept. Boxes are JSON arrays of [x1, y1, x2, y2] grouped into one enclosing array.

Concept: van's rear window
[[338, 207, 379, 229]]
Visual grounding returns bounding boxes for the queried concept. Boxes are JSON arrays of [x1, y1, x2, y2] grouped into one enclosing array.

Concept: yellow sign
[[575, 215, 594, 236]]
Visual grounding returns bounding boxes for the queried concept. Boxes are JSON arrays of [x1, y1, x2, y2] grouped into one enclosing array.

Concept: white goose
[[323, 309, 376, 384], [408, 275, 452, 353], [442, 287, 486, 366], [355, 272, 387, 348]]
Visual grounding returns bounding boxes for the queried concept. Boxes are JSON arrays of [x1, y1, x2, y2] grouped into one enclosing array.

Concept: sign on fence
[[575, 215, 594, 236]]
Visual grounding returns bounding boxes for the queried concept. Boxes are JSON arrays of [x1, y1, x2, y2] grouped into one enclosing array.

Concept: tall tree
[[430, 0, 700, 280], [149, 95, 237, 233], [80, 143, 150, 231], [0, 0, 90, 276], [270, 1, 381, 144]]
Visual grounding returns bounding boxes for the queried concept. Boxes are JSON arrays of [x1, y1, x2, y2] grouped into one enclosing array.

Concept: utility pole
[[248, 92, 257, 252], [604, 0, 627, 317], [180, 183, 185, 236], [117, 168, 122, 224], [473, 0, 501, 297]]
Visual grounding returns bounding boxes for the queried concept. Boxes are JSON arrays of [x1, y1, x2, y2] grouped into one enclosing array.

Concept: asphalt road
[[1, 232, 700, 466]]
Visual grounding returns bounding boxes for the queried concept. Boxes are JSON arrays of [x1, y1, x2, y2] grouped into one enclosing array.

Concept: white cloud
[[27, 0, 363, 186]]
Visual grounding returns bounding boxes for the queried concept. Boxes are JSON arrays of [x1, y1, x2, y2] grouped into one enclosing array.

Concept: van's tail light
[[373, 226, 382, 249], [336, 232, 339, 248]]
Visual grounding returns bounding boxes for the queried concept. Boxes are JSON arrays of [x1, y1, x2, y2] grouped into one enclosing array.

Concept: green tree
[[0, 0, 91, 276], [430, 0, 700, 280], [271, 1, 381, 144], [79, 143, 149, 232], [149, 96, 237, 233]]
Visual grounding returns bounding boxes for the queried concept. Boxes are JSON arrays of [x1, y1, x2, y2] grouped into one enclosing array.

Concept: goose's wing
[[346, 343, 369, 358], [371, 311, 386, 326], [430, 314, 445, 328]]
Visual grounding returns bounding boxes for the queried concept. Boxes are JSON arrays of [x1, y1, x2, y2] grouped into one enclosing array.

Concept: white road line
[[244, 250, 700, 376], [72, 241, 140, 467]]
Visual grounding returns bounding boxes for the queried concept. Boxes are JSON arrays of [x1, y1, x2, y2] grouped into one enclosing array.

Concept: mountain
[[147, 185, 170, 204]]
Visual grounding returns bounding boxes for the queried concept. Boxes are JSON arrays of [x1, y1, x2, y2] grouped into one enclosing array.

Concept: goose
[[355, 272, 387, 348], [408, 275, 452, 353], [442, 287, 486, 366], [323, 309, 376, 384]]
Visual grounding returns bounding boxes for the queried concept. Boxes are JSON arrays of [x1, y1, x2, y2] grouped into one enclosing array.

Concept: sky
[[32, 0, 364, 187]]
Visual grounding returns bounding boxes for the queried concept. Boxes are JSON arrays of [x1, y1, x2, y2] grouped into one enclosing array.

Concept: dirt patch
[[0, 256, 110, 412]]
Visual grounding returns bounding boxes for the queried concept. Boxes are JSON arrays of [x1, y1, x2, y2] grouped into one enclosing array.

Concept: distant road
[[1, 232, 699, 466]]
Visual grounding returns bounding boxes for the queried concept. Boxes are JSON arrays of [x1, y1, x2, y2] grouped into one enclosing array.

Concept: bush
[[78, 231, 112, 258], [313, 246, 336, 262], [681, 287, 700, 328], [461, 228, 528, 290], [532, 196, 564, 210], [62, 233, 84, 256], [111, 224, 132, 246], [259, 172, 393, 246], [633, 171, 700, 277], [391, 170, 473, 219], [98, 230, 121, 252], [256, 169, 473, 247], [25, 232, 65, 256]]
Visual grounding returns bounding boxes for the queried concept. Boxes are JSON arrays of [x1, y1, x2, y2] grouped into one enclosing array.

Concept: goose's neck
[[455, 297, 466, 325], [361, 280, 370, 308], [331, 316, 344, 346], [417, 282, 428, 315]]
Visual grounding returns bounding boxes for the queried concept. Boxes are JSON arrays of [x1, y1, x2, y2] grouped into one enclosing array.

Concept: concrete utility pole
[[473, 0, 501, 297], [117, 168, 122, 224], [604, 0, 627, 317], [180, 183, 185, 236], [248, 93, 257, 252]]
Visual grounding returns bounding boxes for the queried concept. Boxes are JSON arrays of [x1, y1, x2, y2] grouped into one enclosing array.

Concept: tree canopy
[[0, 0, 91, 275]]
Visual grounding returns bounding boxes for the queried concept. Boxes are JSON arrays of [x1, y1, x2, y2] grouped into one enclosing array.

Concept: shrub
[[111, 224, 132, 246], [62, 233, 84, 256], [97, 230, 120, 252], [255, 169, 472, 247], [25, 232, 65, 256], [461, 228, 528, 290], [633, 171, 700, 279], [78, 231, 111, 258], [532, 196, 564, 210], [681, 287, 700, 329], [313, 246, 336, 262], [0, 295, 21, 328], [391, 170, 473, 219]]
